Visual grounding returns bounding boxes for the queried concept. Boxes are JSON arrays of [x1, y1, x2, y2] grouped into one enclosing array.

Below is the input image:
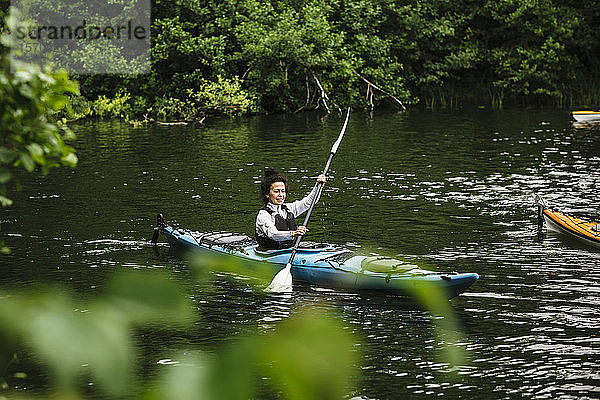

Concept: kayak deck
[[535, 195, 600, 249], [572, 110, 600, 122], [156, 222, 479, 299]]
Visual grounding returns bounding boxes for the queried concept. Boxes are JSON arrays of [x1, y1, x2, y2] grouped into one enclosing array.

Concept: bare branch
[[311, 72, 331, 113], [143, 114, 194, 125], [240, 67, 251, 81], [293, 65, 341, 114], [354, 72, 406, 111], [294, 72, 312, 114]]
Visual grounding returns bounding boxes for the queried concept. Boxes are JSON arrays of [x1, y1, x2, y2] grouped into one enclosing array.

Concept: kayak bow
[[572, 110, 600, 123], [535, 195, 600, 249]]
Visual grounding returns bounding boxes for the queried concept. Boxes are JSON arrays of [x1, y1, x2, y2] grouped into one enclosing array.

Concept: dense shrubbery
[[5, 0, 600, 117], [141, 0, 600, 113], [147, 75, 258, 121]]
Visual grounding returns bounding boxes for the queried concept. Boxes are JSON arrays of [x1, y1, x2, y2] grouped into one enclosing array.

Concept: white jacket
[[255, 185, 321, 243]]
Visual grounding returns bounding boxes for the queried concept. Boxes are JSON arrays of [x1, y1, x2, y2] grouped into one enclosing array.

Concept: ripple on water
[[4, 112, 600, 398]]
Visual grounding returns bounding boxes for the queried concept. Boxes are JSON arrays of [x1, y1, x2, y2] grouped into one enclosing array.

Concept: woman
[[255, 167, 326, 250]]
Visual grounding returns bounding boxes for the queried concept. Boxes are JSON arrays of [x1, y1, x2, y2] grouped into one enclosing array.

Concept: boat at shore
[[572, 110, 600, 123], [152, 214, 479, 298], [535, 195, 600, 249]]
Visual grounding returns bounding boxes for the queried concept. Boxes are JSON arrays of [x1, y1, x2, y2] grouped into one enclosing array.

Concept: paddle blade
[[265, 264, 293, 293]]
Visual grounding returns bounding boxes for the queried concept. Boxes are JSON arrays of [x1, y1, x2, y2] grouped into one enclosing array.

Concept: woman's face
[[267, 181, 286, 205]]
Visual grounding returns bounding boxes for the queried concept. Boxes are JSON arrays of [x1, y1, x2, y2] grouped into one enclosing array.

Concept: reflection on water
[[2, 110, 600, 398]]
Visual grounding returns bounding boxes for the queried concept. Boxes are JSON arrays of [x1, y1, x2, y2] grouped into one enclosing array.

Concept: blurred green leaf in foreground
[[0, 270, 193, 398], [0, 262, 359, 399], [152, 307, 358, 400]]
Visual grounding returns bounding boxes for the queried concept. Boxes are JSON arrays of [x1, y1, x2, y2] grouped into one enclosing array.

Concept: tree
[[1, 11, 79, 252]]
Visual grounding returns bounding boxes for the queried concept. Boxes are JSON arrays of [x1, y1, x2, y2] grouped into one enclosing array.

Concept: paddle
[[266, 107, 351, 293]]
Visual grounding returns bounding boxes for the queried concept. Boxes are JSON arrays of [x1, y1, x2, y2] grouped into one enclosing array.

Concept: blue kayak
[[153, 215, 479, 299]]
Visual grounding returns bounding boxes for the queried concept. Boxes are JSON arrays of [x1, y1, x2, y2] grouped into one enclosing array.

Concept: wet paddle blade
[[266, 263, 293, 293]]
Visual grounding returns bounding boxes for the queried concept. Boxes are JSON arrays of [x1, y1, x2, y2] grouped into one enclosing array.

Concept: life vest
[[256, 204, 298, 250]]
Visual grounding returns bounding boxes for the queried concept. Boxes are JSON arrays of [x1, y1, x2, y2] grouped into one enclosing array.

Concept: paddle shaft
[[284, 108, 350, 267]]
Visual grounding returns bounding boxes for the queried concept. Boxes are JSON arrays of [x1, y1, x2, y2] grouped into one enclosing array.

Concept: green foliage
[[408, 283, 469, 370], [6, 0, 150, 75], [0, 262, 359, 399], [192, 75, 258, 116], [259, 310, 357, 400], [150, 0, 600, 110], [0, 9, 79, 255], [92, 90, 132, 119], [0, 271, 193, 398], [0, 43, 79, 209], [63, 93, 93, 120], [150, 308, 357, 400], [234, 0, 362, 111], [474, 0, 582, 107], [150, 95, 190, 121], [0, 59, 79, 187], [152, 16, 228, 80], [45, 0, 600, 113], [82, 74, 256, 122], [148, 75, 257, 121], [5, 0, 600, 112]]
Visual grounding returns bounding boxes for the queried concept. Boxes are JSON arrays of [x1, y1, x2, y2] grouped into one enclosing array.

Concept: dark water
[[2, 110, 600, 399]]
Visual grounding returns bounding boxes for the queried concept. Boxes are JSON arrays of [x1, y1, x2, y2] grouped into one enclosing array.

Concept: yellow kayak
[[535, 195, 600, 249], [572, 110, 600, 123]]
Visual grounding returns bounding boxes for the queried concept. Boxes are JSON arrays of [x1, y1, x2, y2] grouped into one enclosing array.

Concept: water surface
[[2, 110, 600, 399]]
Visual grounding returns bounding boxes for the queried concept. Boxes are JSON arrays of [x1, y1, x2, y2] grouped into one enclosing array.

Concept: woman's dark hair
[[261, 167, 288, 205]]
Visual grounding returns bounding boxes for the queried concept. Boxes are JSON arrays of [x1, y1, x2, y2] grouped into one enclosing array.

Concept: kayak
[[535, 195, 600, 249], [152, 214, 479, 299], [572, 110, 600, 123]]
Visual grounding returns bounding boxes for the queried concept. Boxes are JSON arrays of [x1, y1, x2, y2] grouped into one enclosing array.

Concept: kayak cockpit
[[253, 242, 337, 256], [249, 244, 348, 268]]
